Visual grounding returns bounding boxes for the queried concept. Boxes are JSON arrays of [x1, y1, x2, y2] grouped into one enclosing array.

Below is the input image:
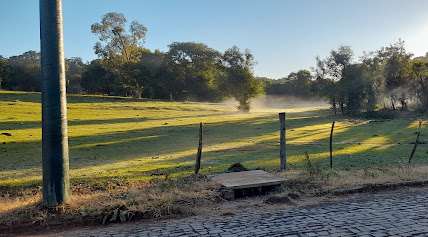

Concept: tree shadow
[[2, 105, 425, 189], [0, 110, 327, 185], [0, 112, 242, 131]]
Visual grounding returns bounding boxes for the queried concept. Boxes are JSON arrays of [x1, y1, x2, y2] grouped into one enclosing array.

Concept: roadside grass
[[1, 91, 427, 189], [1, 90, 428, 230], [3, 166, 428, 232]]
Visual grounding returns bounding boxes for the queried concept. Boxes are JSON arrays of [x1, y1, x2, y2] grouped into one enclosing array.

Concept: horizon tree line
[[265, 40, 428, 115], [2, 12, 428, 114], [0, 12, 263, 112]]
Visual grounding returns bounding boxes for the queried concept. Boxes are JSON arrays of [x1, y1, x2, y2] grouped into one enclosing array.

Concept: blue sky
[[1, 0, 428, 78]]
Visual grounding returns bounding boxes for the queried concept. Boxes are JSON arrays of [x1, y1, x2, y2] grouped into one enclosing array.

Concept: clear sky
[[1, 0, 428, 78]]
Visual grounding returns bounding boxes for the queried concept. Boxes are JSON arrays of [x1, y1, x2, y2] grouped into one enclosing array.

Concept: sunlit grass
[[1, 90, 428, 189]]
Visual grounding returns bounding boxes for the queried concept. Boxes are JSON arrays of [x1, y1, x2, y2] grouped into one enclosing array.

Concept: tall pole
[[40, 0, 70, 206]]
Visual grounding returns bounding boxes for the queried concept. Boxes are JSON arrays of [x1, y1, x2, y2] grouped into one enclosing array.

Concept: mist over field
[[222, 95, 329, 113]]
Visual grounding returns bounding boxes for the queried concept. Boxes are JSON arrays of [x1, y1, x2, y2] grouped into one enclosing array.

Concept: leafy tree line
[[0, 12, 263, 111], [264, 40, 428, 115]]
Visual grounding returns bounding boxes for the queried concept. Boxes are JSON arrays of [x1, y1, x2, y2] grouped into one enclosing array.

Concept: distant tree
[[410, 60, 428, 110], [377, 40, 412, 109], [91, 12, 147, 65], [414, 52, 428, 63], [165, 42, 223, 101], [0, 56, 8, 89], [339, 64, 372, 114], [66, 57, 86, 93], [265, 70, 314, 98], [81, 59, 120, 95], [91, 12, 149, 97], [4, 51, 41, 91], [377, 40, 412, 90], [287, 70, 313, 96], [360, 52, 385, 113], [137, 50, 169, 99], [221, 46, 264, 112], [315, 46, 353, 114]]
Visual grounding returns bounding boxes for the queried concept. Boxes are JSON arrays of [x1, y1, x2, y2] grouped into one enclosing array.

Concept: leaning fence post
[[329, 121, 335, 169], [195, 122, 203, 174], [408, 121, 422, 164], [279, 112, 286, 171]]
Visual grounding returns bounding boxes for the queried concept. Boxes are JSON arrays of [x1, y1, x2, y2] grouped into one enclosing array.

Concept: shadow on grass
[[0, 112, 241, 131], [0, 91, 227, 105], [0, 111, 326, 178], [1, 106, 426, 189], [0, 91, 154, 104]]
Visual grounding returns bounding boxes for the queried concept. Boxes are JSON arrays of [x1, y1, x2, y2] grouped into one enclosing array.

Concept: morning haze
[[2, 0, 428, 236]]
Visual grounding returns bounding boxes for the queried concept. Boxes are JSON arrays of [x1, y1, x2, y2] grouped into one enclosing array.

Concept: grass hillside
[[0, 90, 427, 189]]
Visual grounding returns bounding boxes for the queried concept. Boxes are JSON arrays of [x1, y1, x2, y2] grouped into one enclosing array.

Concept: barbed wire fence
[[192, 113, 427, 175]]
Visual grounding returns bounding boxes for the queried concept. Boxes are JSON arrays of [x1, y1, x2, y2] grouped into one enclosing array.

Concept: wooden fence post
[[195, 122, 203, 174], [279, 112, 286, 171], [408, 121, 422, 164], [329, 121, 335, 169]]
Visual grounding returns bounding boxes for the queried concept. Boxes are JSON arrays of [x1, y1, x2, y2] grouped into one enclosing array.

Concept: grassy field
[[1, 90, 427, 189]]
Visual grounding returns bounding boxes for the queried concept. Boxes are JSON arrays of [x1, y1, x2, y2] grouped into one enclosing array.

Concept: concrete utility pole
[[40, 0, 70, 206]]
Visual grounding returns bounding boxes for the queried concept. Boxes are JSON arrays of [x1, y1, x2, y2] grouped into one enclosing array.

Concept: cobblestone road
[[48, 188, 428, 236]]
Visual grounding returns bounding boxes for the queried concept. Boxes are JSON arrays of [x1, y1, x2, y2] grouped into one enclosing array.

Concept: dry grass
[[280, 164, 428, 196], [4, 165, 428, 234], [0, 175, 221, 234]]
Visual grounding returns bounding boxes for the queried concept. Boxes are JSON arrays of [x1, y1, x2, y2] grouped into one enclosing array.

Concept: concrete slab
[[211, 170, 285, 189]]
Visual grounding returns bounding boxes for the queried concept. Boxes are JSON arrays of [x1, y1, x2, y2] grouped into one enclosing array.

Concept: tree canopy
[[2, 12, 428, 114]]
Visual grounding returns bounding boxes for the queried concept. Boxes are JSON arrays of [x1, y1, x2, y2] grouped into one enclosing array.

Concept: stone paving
[[47, 188, 428, 236]]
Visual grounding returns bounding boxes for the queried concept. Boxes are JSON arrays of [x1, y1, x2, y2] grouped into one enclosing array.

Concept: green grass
[[1, 90, 427, 188]]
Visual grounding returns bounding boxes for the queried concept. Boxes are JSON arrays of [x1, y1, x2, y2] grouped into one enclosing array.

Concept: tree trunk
[[40, 0, 70, 207], [391, 96, 396, 111]]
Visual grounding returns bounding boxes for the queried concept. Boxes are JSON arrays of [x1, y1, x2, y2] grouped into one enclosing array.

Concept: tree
[[0, 56, 8, 89], [91, 12, 147, 64], [377, 40, 412, 109], [264, 70, 314, 98], [414, 52, 428, 63], [315, 46, 353, 114], [81, 59, 120, 95], [91, 12, 148, 97], [66, 57, 85, 93], [377, 39, 412, 90], [4, 51, 41, 91], [165, 42, 223, 101], [221, 46, 264, 112], [360, 52, 385, 113], [339, 64, 370, 114], [138, 50, 169, 99], [410, 60, 428, 110], [287, 70, 313, 96], [40, 0, 70, 206]]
